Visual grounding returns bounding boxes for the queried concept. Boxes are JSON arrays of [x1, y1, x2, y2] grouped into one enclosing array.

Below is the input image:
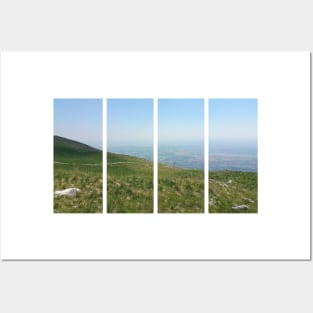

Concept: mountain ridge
[[54, 135, 101, 152], [54, 135, 102, 164]]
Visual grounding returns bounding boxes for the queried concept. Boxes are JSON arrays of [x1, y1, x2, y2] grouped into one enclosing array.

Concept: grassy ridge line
[[54, 135, 101, 152], [54, 135, 102, 164]]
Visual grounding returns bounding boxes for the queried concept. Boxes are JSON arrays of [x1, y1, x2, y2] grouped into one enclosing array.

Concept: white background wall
[[0, 1, 312, 312]]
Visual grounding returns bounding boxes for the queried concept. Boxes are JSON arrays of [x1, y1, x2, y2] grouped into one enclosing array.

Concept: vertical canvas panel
[[53, 98, 103, 213], [158, 99, 204, 213], [107, 99, 154, 213], [209, 99, 258, 213]]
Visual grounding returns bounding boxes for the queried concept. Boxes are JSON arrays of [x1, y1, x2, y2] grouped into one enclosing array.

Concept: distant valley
[[108, 142, 257, 172], [108, 143, 204, 170]]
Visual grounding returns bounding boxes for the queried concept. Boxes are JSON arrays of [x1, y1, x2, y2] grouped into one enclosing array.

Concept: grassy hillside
[[54, 135, 101, 163], [54, 141, 257, 214], [158, 164, 204, 213], [107, 152, 204, 213], [54, 136, 102, 213], [107, 152, 153, 213], [209, 171, 258, 213]]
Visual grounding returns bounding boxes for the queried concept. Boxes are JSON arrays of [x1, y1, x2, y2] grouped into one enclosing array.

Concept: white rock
[[232, 204, 249, 210], [54, 188, 81, 197]]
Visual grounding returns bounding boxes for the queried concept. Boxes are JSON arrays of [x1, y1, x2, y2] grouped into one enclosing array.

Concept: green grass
[[158, 164, 204, 213], [107, 152, 153, 213], [54, 138, 257, 214], [54, 136, 103, 213], [108, 162, 258, 213], [107, 152, 204, 213], [209, 171, 258, 213]]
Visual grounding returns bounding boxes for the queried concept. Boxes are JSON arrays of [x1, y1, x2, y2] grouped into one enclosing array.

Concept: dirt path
[[107, 162, 137, 165], [54, 161, 101, 166]]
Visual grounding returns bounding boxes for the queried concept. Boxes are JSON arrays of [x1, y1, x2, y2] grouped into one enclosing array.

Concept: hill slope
[[158, 164, 204, 213], [54, 135, 102, 164], [107, 152, 153, 213], [108, 152, 257, 213], [54, 136, 102, 213], [107, 152, 204, 213], [209, 171, 258, 213]]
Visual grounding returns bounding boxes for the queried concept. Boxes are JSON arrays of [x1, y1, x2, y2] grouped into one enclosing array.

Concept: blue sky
[[107, 99, 153, 145], [158, 99, 204, 143], [209, 99, 258, 143], [54, 99, 103, 149]]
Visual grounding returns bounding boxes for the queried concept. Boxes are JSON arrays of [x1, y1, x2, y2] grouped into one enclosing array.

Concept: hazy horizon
[[158, 99, 204, 169], [209, 99, 258, 172], [108, 141, 205, 169]]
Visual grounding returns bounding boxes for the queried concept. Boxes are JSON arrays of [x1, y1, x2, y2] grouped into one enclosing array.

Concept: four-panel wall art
[[54, 98, 258, 214]]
